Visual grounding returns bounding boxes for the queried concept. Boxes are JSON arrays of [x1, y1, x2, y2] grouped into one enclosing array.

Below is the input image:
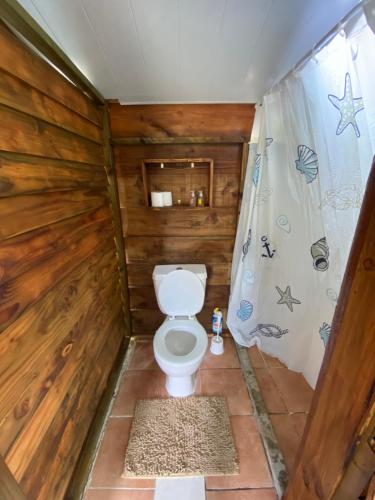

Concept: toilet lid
[[158, 269, 204, 316]]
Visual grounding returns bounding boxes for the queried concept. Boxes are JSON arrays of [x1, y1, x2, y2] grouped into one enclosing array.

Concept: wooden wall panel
[[125, 236, 234, 263], [111, 104, 254, 336], [0, 22, 101, 125], [0, 152, 107, 196], [0, 189, 108, 240], [0, 71, 102, 143], [109, 103, 254, 140], [0, 106, 103, 165], [0, 22, 123, 500], [123, 207, 237, 237]]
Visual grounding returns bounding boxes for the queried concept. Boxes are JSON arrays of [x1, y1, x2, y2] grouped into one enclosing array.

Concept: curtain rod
[[266, 0, 367, 96]]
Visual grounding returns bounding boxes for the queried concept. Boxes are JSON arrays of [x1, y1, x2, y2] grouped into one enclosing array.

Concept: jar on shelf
[[189, 190, 196, 207], [197, 190, 205, 207]]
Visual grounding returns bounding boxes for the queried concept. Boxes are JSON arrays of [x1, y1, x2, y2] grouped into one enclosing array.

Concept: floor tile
[[89, 417, 155, 489], [199, 369, 252, 415], [155, 476, 205, 500], [206, 416, 273, 490], [270, 414, 304, 473], [201, 339, 240, 369], [254, 368, 287, 414], [112, 370, 168, 416], [85, 490, 154, 499], [291, 412, 308, 439], [129, 341, 158, 370], [261, 353, 285, 368], [247, 347, 266, 368], [206, 489, 277, 499], [268, 367, 313, 413]]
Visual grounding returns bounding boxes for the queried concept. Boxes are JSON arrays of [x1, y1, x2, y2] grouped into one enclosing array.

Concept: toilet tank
[[153, 264, 207, 316]]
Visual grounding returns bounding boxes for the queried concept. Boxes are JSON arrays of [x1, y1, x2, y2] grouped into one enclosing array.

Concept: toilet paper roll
[[162, 191, 173, 206], [151, 191, 164, 207]]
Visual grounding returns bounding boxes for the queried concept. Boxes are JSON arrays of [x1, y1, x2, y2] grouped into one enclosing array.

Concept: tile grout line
[[83, 337, 137, 498], [235, 343, 288, 499]]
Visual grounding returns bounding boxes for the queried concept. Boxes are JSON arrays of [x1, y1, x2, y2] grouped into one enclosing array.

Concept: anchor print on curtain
[[227, 10, 375, 387]]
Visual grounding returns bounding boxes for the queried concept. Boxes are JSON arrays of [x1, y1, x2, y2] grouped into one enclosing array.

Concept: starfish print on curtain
[[328, 72, 364, 137], [275, 285, 301, 312]]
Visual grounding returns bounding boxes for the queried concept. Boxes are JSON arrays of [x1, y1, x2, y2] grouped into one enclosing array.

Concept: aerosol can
[[210, 307, 224, 355]]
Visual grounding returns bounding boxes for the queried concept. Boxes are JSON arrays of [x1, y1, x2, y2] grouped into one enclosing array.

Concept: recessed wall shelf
[[141, 158, 214, 208]]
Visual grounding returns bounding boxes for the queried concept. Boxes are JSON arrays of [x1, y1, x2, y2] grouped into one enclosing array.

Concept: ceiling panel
[[16, 0, 360, 103], [129, 0, 180, 100]]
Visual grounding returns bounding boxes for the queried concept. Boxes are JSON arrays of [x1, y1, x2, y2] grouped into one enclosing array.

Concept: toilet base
[[166, 373, 196, 397]]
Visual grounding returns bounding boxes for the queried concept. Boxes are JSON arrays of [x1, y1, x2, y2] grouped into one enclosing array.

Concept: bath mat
[[122, 396, 239, 477]]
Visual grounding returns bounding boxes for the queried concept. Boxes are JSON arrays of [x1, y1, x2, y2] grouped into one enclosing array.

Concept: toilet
[[153, 264, 208, 397]]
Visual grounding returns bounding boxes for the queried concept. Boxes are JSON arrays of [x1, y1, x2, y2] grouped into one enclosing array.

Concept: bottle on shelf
[[197, 190, 205, 207], [189, 190, 196, 207]]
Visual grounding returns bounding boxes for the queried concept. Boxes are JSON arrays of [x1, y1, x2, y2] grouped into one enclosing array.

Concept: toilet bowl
[[152, 264, 208, 397]]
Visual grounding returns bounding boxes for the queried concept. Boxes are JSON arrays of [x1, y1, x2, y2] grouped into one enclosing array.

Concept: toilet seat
[[157, 269, 204, 317], [154, 318, 207, 367]]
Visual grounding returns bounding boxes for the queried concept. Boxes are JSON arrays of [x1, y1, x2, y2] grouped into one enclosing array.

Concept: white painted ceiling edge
[[17, 0, 360, 104]]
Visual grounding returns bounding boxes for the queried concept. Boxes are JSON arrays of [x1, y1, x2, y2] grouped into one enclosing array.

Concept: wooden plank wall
[[0, 22, 124, 499], [110, 103, 254, 335]]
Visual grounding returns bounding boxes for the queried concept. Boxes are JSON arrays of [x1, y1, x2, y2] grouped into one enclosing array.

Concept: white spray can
[[210, 307, 224, 355]]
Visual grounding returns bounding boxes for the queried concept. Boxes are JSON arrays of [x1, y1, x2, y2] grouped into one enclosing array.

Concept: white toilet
[[153, 264, 208, 397]]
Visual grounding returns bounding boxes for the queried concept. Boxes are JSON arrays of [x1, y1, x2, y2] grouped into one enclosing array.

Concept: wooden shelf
[[148, 205, 211, 211], [142, 157, 214, 208]]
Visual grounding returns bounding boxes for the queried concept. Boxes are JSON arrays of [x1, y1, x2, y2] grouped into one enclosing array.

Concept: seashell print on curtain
[[227, 10, 375, 388]]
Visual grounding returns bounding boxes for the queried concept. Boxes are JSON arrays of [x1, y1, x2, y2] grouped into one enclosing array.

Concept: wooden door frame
[[285, 157, 375, 499]]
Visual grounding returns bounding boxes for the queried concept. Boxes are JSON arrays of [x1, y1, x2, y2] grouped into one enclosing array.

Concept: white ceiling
[[17, 0, 359, 103]]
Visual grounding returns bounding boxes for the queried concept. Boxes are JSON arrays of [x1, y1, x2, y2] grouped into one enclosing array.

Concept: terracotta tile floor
[[85, 339, 313, 499], [248, 347, 314, 474]]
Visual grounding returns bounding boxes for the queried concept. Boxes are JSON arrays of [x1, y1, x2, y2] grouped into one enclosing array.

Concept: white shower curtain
[[227, 11, 375, 387]]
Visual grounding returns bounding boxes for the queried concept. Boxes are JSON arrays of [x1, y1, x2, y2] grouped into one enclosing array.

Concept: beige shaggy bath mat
[[122, 396, 239, 478]]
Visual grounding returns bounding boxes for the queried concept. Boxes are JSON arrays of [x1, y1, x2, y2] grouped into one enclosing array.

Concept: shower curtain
[[227, 11, 375, 387]]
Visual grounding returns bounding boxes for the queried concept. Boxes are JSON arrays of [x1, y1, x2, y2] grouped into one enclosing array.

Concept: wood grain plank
[[129, 284, 230, 310], [0, 106, 104, 165], [0, 152, 106, 197], [0, 188, 108, 240], [102, 105, 131, 337], [123, 207, 237, 237], [32, 316, 122, 500], [0, 218, 112, 331], [0, 2, 104, 106], [0, 245, 116, 456], [109, 103, 254, 139], [6, 290, 122, 487], [0, 19, 123, 500], [0, 206, 110, 284], [0, 22, 101, 126], [0, 456, 26, 500], [111, 136, 247, 145], [213, 172, 240, 207], [0, 70, 102, 143], [0, 105, 104, 165], [125, 236, 234, 263], [114, 143, 243, 163]]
